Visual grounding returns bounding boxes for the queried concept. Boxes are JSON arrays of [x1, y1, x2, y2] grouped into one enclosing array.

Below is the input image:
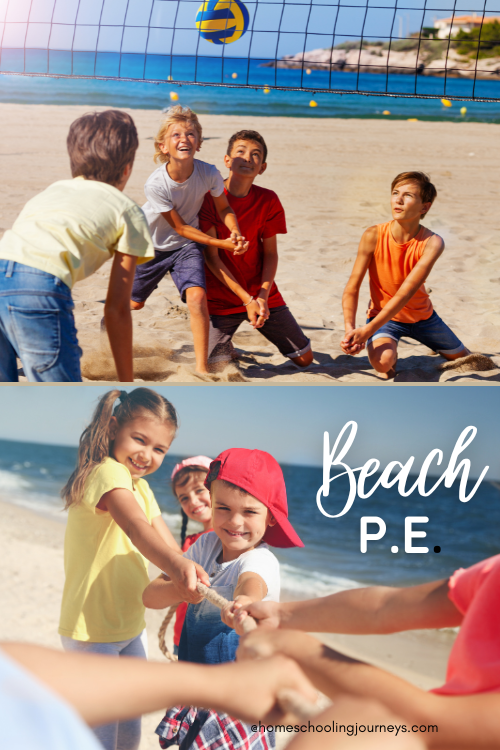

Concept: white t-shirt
[[183, 531, 280, 602], [0, 648, 102, 750], [143, 159, 225, 253]]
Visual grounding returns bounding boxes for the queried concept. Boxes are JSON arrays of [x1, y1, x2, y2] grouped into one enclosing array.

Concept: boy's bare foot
[[130, 300, 145, 310], [378, 366, 397, 380]]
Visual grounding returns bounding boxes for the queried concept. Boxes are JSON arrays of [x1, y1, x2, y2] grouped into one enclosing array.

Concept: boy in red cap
[[143, 448, 303, 750]]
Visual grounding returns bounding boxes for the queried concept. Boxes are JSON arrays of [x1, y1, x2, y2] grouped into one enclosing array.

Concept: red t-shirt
[[173, 530, 211, 646], [432, 554, 500, 695], [199, 185, 287, 315]]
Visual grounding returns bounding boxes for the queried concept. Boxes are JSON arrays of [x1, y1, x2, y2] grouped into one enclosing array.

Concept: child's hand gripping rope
[[195, 582, 324, 722]]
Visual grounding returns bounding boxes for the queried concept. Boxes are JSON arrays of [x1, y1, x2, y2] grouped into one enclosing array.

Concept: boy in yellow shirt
[[0, 110, 154, 382]]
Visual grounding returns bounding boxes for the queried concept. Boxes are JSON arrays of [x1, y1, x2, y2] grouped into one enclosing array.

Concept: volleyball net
[[2, 0, 500, 101]]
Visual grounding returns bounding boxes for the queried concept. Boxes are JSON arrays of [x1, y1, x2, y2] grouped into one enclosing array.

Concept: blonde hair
[[153, 106, 203, 164], [61, 388, 178, 509]]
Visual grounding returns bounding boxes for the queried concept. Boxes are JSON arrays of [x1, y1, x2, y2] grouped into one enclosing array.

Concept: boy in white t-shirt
[[130, 106, 248, 375], [143, 448, 304, 750]]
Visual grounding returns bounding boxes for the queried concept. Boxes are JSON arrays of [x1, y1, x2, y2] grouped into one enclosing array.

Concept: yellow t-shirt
[[0, 177, 155, 289], [59, 457, 162, 642]]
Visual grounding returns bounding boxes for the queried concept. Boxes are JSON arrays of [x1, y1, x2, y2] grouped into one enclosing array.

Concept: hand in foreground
[[237, 628, 314, 663], [227, 231, 249, 255], [169, 557, 210, 604], [215, 655, 318, 725], [341, 327, 368, 355]]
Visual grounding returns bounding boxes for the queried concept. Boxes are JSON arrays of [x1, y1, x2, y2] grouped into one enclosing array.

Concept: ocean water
[[1, 438, 498, 599], [2, 54, 500, 120]]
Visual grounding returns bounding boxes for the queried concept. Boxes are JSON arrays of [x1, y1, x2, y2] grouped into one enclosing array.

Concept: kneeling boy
[[341, 171, 468, 378], [199, 130, 313, 368]]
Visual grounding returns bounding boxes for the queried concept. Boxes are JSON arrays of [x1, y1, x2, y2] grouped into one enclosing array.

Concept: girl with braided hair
[[58, 388, 209, 750], [170, 457, 213, 655]]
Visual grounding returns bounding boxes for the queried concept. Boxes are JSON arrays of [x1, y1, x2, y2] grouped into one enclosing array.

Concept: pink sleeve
[[433, 554, 500, 695], [448, 555, 500, 615]]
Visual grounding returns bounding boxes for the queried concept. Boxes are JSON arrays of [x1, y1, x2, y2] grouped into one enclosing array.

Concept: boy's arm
[[341, 226, 378, 355], [104, 251, 137, 382], [254, 235, 279, 328], [237, 578, 462, 634], [203, 227, 266, 329], [2, 643, 318, 728], [238, 630, 500, 750], [161, 208, 243, 253], [343, 234, 444, 351], [97, 488, 209, 601], [221, 571, 268, 631], [212, 193, 249, 256]]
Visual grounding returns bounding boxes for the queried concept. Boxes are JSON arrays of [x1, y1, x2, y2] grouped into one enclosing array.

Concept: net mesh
[[2, 0, 500, 101]]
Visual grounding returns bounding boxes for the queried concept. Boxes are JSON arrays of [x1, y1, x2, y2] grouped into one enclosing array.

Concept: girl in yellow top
[[59, 387, 209, 750]]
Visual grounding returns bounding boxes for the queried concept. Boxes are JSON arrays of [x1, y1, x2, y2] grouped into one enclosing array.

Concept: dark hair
[[67, 110, 139, 187], [391, 171, 437, 211], [62, 388, 177, 508], [227, 130, 268, 163], [172, 465, 210, 547]]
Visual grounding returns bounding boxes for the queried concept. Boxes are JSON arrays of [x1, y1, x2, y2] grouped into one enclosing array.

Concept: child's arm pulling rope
[[195, 582, 323, 721]]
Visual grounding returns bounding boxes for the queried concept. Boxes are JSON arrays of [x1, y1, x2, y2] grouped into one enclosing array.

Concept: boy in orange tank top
[[340, 172, 468, 379]]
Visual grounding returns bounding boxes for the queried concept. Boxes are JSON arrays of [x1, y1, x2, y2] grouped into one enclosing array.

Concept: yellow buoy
[[263, 87, 270, 94], [441, 98, 452, 107], [170, 91, 179, 101], [231, 72, 238, 79], [407, 118, 418, 121], [383, 110, 391, 115], [167, 75, 173, 81], [306, 68, 311, 75], [460, 106, 467, 115], [309, 100, 318, 107]]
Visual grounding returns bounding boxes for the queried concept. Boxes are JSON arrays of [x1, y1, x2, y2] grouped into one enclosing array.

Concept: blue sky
[[0, 386, 498, 479], [3, 0, 500, 62]]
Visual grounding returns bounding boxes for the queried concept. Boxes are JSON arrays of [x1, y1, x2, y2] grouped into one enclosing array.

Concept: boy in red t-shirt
[[199, 131, 313, 368]]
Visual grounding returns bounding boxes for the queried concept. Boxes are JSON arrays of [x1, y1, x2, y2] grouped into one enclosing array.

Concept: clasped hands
[[220, 231, 249, 256], [340, 325, 370, 355]]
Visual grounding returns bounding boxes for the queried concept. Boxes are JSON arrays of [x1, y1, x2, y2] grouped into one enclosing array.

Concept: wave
[[280, 562, 361, 600]]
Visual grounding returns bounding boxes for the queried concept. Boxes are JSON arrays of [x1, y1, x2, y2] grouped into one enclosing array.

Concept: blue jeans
[[0, 261, 82, 381], [61, 630, 148, 750]]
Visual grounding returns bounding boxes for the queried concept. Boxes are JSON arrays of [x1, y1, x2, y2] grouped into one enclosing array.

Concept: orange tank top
[[367, 221, 434, 324]]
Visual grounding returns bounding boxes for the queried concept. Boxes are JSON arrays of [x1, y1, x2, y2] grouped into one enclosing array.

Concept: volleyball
[[196, 0, 250, 45]]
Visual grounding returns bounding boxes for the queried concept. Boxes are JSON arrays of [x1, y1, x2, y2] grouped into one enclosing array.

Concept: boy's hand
[[234, 600, 282, 630], [169, 557, 210, 603], [246, 298, 268, 329], [221, 595, 255, 633], [229, 230, 249, 256], [341, 326, 367, 355]]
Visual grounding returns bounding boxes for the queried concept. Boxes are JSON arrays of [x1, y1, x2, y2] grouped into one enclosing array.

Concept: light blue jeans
[[0, 260, 82, 381], [61, 630, 148, 750]]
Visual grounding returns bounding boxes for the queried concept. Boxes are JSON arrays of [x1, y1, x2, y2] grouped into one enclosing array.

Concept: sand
[[1, 102, 499, 383], [0, 498, 455, 750]]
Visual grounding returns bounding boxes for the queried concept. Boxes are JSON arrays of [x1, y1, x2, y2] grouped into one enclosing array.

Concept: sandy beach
[[0, 498, 455, 749], [1, 102, 499, 383]]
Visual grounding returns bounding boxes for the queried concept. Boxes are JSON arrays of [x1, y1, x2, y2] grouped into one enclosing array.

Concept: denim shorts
[[366, 310, 464, 354], [208, 305, 311, 363], [131, 242, 206, 304], [0, 260, 82, 382]]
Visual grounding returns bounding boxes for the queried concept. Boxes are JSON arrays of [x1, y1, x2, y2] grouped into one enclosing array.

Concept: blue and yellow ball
[[196, 0, 250, 45]]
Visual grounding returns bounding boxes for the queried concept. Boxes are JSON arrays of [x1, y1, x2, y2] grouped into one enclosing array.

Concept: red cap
[[205, 448, 304, 549]]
